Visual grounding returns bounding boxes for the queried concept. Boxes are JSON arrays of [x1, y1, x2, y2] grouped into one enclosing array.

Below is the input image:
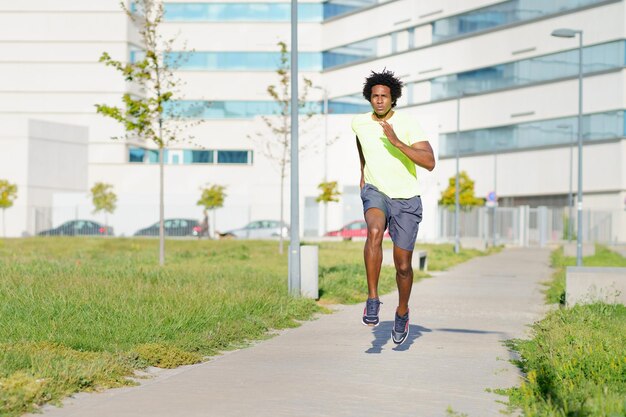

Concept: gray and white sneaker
[[361, 298, 382, 326], [391, 309, 409, 345]]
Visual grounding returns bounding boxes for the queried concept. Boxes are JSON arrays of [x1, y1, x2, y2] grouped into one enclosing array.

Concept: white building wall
[[0, 0, 624, 242]]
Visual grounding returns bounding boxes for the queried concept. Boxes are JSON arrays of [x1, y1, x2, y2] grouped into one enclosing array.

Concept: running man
[[352, 69, 435, 345]]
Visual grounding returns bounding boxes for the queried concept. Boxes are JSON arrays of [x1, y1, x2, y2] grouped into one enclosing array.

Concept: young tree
[[439, 171, 485, 210], [0, 179, 17, 237], [95, 0, 200, 265], [197, 184, 227, 238], [90, 182, 117, 235], [316, 180, 341, 235], [249, 41, 315, 254]]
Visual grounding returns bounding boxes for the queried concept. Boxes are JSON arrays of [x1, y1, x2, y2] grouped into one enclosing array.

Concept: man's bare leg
[[393, 245, 413, 316], [364, 208, 386, 299]]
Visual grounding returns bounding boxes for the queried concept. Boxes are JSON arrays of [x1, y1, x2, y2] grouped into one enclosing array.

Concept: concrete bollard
[[566, 266, 626, 306], [300, 245, 319, 299], [563, 243, 595, 257]]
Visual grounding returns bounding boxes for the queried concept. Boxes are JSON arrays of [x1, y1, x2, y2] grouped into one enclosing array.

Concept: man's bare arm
[[379, 121, 435, 171], [356, 136, 366, 188]]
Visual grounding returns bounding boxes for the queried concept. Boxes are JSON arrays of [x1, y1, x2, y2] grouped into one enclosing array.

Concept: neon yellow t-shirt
[[352, 111, 428, 199]]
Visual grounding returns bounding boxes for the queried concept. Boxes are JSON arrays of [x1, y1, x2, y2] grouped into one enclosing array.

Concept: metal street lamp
[[557, 123, 575, 242], [552, 28, 583, 266], [492, 137, 498, 247], [454, 93, 462, 254], [289, 0, 301, 296]]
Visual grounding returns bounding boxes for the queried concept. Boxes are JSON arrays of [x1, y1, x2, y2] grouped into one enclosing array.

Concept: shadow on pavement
[[434, 328, 507, 335], [365, 321, 432, 354]]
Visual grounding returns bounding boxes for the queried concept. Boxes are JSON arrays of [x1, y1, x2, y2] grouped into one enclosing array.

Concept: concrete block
[[608, 245, 626, 258], [301, 245, 319, 299], [460, 238, 487, 251], [382, 249, 427, 271], [566, 267, 626, 306], [563, 243, 595, 257]]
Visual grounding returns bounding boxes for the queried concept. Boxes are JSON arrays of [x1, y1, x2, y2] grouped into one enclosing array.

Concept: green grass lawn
[[502, 245, 626, 416], [0, 237, 487, 416]]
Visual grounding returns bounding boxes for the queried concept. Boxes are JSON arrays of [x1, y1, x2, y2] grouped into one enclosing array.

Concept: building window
[[163, 2, 322, 22], [217, 150, 251, 164], [322, 0, 608, 69], [425, 40, 625, 100], [166, 100, 321, 119], [328, 93, 370, 114], [431, 0, 606, 42], [129, 147, 145, 162], [191, 150, 213, 163], [147, 150, 160, 163], [129, 148, 252, 165], [323, 38, 377, 69], [166, 51, 322, 71], [323, 0, 391, 20], [439, 110, 625, 158]]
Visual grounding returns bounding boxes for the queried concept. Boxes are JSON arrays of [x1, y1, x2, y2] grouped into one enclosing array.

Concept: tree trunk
[[159, 145, 165, 266], [279, 169, 285, 255], [2, 209, 5, 238], [212, 208, 216, 239]]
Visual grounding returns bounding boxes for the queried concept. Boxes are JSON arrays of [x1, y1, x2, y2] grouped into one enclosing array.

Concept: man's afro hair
[[362, 69, 403, 107]]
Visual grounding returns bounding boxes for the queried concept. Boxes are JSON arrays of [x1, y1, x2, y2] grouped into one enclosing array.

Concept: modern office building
[[0, 0, 624, 242]]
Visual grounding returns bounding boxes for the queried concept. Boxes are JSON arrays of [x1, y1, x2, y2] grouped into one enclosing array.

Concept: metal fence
[[11, 202, 624, 245], [438, 205, 622, 247]]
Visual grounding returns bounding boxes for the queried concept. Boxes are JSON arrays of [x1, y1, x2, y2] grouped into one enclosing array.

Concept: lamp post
[[454, 93, 462, 254], [557, 123, 574, 242], [552, 28, 583, 266], [289, 0, 301, 296], [492, 138, 498, 247]]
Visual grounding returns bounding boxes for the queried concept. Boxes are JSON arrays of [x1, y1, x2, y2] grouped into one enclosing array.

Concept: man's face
[[370, 84, 392, 116]]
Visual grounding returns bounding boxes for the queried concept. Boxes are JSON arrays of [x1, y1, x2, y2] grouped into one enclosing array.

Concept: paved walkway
[[32, 248, 552, 417]]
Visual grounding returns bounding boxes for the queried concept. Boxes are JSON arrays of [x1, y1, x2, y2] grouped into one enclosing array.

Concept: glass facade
[[163, 3, 323, 22], [166, 100, 321, 119], [440, 110, 625, 158], [426, 41, 625, 101], [167, 51, 322, 71], [130, 147, 252, 165], [323, 0, 608, 69], [331, 41, 625, 114], [323, 38, 377, 69], [323, 0, 391, 20], [328, 93, 370, 114], [162, 1, 391, 22], [432, 0, 605, 42]]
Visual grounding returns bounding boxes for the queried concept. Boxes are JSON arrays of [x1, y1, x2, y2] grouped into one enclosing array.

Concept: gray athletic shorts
[[360, 183, 423, 251]]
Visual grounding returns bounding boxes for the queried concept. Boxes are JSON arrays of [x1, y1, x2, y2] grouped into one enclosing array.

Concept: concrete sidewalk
[[32, 248, 552, 417]]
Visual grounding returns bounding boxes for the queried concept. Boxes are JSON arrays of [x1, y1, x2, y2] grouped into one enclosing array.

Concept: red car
[[325, 220, 390, 238]]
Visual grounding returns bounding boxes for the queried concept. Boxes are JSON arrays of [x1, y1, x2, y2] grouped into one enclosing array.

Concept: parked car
[[134, 218, 201, 237], [325, 220, 389, 239], [220, 220, 289, 239], [38, 220, 114, 236]]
